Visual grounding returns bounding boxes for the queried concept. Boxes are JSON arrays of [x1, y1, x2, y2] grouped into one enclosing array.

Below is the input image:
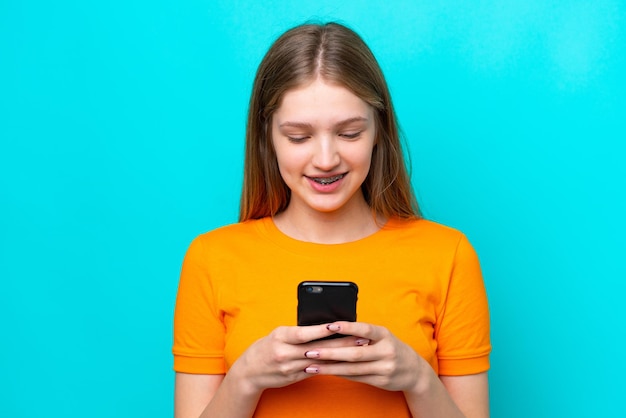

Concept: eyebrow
[[278, 116, 369, 129]]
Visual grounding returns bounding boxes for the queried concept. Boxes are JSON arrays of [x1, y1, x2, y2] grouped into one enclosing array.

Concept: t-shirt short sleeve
[[172, 235, 226, 374], [435, 234, 491, 375]]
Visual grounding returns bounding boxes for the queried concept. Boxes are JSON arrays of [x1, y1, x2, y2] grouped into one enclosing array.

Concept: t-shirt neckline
[[255, 216, 405, 256]]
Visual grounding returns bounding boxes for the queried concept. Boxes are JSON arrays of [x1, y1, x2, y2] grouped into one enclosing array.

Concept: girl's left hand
[[302, 321, 429, 393]]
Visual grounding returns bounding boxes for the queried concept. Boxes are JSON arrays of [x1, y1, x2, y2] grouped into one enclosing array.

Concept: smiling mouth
[[309, 173, 346, 185]]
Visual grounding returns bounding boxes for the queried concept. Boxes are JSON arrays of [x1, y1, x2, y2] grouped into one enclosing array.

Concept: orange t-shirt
[[173, 217, 491, 417]]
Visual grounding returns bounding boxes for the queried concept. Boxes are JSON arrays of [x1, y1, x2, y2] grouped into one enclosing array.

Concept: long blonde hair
[[239, 22, 420, 222]]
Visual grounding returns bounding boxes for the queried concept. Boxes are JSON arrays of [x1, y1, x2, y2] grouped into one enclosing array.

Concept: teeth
[[313, 174, 344, 185]]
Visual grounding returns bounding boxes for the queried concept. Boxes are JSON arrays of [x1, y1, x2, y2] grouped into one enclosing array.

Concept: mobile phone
[[297, 281, 358, 339]]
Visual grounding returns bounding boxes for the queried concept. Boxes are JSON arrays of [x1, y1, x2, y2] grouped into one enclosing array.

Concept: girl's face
[[271, 78, 376, 217]]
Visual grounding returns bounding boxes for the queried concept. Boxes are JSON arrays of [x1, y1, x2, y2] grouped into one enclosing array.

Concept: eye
[[287, 135, 309, 143], [339, 131, 362, 140]]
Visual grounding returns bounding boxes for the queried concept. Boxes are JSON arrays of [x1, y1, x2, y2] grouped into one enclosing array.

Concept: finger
[[326, 321, 387, 341], [302, 336, 368, 359], [308, 345, 380, 362], [307, 364, 401, 391], [306, 335, 369, 349], [304, 361, 381, 377], [277, 324, 338, 345]]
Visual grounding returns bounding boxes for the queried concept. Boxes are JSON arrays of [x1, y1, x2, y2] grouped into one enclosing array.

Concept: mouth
[[308, 173, 346, 185]]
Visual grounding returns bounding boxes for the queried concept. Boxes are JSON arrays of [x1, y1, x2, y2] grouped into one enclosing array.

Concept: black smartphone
[[297, 281, 358, 339]]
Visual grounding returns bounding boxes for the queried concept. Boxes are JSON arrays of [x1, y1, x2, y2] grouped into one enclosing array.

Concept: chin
[[306, 198, 356, 214]]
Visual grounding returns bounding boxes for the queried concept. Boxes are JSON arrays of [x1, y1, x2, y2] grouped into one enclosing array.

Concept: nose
[[312, 136, 340, 171]]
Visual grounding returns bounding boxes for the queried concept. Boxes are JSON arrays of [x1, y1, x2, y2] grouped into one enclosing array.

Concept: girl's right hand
[[175, 325, 370, 418], [230, 324, 367, 394]]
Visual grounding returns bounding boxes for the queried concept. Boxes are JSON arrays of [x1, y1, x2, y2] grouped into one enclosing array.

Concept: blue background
[[1, 1, 624, 416]]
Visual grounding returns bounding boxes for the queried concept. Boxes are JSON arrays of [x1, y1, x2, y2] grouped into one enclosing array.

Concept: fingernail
[[304, 350, 320, 359], [305, 366, 319, 374], [326, 324, 341, 332], [355, 338, 370, 346]]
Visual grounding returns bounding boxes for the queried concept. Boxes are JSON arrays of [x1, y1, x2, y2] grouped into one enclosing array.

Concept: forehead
[[273, 79, 373, 125]]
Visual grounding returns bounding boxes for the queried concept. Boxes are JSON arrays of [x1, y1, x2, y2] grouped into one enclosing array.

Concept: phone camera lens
[[306, 286, 313, 293]]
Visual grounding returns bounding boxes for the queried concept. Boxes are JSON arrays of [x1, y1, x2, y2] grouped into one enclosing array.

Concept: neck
[[273, 197, 385, 244]]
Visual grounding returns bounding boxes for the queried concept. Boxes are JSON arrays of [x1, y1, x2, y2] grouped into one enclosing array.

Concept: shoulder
[[383, 218, 478, 265], [387, 217, 467, 245], [199, 218, 264, 239], [186, 218, 267, 254]]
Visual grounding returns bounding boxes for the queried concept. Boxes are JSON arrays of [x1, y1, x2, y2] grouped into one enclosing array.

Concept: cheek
[[274, 143, 310, 167], [273, 154, 290, 180], [352, 146, 376, 172], [273, 147, 303, 180], [271, 137, 288, 173]]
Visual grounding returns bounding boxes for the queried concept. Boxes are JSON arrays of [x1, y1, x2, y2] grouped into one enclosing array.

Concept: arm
[[401, 232, 491, 416], [440, 373, 489, 418], [175, 371, 260, 418], [174, 324, 364, 418], [405, 370, 489, 418], [174, 238, 365, 417], [303, 321, 489, 418], [175, 374, 224, 418]]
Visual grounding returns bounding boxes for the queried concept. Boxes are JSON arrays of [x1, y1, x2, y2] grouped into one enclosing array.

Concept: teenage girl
[[173, 22, 491, 418]]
